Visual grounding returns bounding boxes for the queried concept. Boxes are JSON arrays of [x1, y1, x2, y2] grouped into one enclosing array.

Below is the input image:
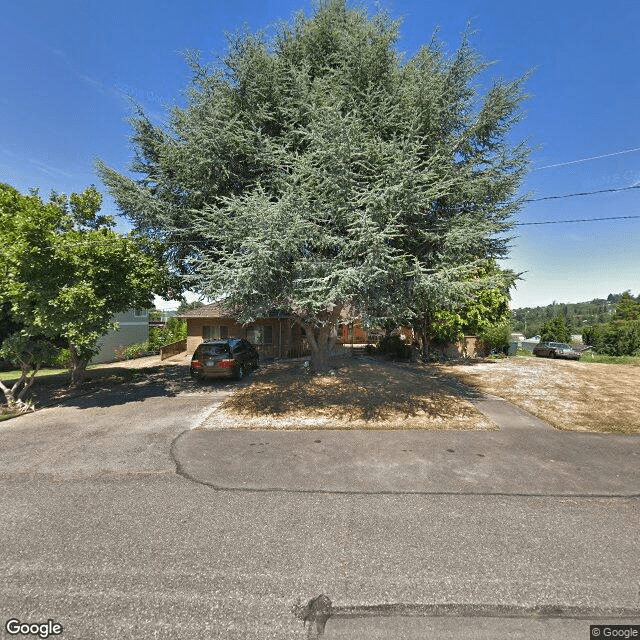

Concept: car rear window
[[196, 344, 229, 357]]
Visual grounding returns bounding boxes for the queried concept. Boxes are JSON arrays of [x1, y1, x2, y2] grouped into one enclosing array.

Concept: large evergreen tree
[[97, 0, 530, 371]]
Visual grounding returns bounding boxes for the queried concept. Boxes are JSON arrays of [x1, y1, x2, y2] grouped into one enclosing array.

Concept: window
[[196, 344, 229, 357], [134, 308, 148, 318], [202, 325, 229, 340], [247, 325, 272, 345]]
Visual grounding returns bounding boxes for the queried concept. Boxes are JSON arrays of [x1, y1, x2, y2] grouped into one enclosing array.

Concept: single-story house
[[178, 303, 495, 360], [177, 303, 309, 359], [91, 308, 149, 364], [521, 336, 540, 352], [335, 319, 383, 345]]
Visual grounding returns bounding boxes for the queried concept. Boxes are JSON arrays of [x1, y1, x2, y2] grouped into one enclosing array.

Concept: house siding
[[91, 309, 149, 364]]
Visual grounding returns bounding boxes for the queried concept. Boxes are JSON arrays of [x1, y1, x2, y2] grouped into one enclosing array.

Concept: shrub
[[376, 335, 411, 360], [51, 347, 72, 369], [148, 318, 187, 351], [114, 342, 155, 361], [582, 320, 640, 356], [478, 322, 511, 355]]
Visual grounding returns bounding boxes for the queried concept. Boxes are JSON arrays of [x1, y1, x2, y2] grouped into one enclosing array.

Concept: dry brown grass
[[436, 356, 640, 434], [218, 355, 497, 431]]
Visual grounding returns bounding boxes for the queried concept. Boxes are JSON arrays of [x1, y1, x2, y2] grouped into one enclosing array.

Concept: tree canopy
[[0, 184, 175, 399], [582, 292, 640, 356], [540, 315, 571, 343], [98, 0, 530, 370]]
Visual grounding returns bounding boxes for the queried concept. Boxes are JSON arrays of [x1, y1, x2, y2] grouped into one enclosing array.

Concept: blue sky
[[2, 0, 639, 310]]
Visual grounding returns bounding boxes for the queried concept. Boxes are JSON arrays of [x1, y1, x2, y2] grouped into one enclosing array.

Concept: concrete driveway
[[1, 365, 639, 639]]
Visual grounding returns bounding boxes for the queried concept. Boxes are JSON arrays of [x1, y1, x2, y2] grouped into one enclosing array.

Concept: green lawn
[[0, 363, 104, 383], [1, 367, 66, 381], [512, 349, 639, 365], [579, 352, 640, 365]]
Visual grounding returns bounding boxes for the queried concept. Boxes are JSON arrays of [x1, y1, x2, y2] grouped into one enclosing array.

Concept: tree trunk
[[0, 379, 22, 409], [310, 338, 331, 373], [304, 324, 333, 373], [68, 344, 87, 387], [295, 306, 342, 374], [0, 364, 39, 413]]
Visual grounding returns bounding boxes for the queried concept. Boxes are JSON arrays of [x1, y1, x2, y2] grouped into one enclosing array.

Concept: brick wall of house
[[185, 319, 239, 354], [185, 317, 307, 359]]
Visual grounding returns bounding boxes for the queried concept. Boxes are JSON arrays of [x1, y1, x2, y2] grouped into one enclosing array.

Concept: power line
[[3, 187, 639, 252], [525, 185, 640, 202], [514, 215, 640, 226], [532, 146, 640, 171]]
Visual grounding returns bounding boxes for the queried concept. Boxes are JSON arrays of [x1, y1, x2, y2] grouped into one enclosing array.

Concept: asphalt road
[[1, 366, 639, 640]]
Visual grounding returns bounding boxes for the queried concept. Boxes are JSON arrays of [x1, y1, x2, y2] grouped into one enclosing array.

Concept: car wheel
[[235, 364, 244, 381]]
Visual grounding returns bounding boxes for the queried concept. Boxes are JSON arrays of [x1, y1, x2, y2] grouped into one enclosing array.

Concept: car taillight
[[192, 360, 202, 368], [218, 359, 234, 368]]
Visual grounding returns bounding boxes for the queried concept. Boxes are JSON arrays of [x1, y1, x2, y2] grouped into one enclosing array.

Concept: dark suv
[[190, 339, 259, 381], [532, 342, 581, 360]]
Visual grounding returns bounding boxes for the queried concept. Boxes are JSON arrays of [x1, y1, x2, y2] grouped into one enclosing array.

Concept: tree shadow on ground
[[222, 356, 486, 423], [23, 365, 242, 411]]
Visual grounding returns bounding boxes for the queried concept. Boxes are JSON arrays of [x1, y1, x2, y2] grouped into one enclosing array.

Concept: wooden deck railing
[[159, 338, 187, 361]]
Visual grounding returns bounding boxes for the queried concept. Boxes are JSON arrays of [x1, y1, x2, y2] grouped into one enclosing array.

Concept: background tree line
[[511, 293, 624, 338], [512, 292, 640, 356]]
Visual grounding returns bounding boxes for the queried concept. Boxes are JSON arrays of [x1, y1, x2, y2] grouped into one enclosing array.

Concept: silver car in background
[[532, 342, 581, 360]]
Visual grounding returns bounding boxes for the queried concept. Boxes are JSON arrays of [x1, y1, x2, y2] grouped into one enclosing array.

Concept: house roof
[[177, 302, 290, 320], [178, 301, 360, 322], [177, 302, 239, 319]]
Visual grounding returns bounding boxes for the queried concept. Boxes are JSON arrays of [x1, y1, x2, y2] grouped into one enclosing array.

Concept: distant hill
[[510, 293, 626, 337]]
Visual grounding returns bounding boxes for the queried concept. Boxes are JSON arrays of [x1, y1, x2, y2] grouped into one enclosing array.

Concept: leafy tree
[[583, 321, 640, 356], [97, 0, 530, 371], [602, 321, 640, 356], [0, 333, 59, 412], [510, 295, 627, 337], [581, 324, 601, 347], [408, 258, 512, 350], [478, 320, 511, 354], [0, 184, 175, 393], [540, 315, 571, 343], [583, 294, 640, 356], [613, 291, 640, 321]]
